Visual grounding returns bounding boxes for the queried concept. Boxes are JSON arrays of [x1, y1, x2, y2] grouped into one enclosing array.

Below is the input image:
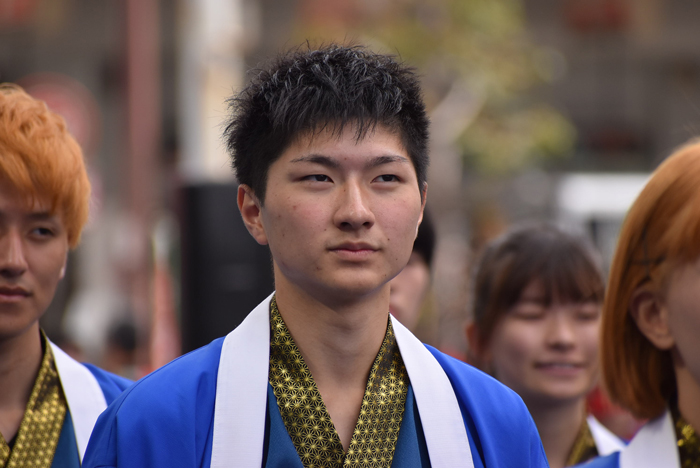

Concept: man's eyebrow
[[367, 155, 410, 168], [26, 212, 57, 221], [289, 154, 341, 169], [0, 210, 54, 219], [20, 211, 57, 222], [289, 154, 410, 169]]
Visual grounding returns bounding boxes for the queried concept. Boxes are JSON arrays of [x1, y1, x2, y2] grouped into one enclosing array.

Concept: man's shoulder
[[50, 341, 132, 404], [108, 337, 226, 418], [83, 339, 227, 467], [81, 363, 133, 404]]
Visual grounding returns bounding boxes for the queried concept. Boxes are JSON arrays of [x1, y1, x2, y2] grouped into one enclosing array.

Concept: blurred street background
[[2, 0, 699, 376]]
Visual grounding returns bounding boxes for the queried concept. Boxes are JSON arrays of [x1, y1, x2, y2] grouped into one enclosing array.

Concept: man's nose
[[0, 229, 28, 277], [333, 181, 375, 230]]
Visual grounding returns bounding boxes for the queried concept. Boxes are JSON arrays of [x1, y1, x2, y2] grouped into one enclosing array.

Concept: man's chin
[[309, 279, 389, 304]]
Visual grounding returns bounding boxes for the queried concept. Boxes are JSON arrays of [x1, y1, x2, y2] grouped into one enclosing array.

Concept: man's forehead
[[283, 125, 410, 162], [0, 180, 54, 214], [291, 121, 405, 148]]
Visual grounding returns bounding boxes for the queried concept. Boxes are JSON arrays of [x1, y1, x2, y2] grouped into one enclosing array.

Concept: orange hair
[[0, 83, 90, 248], [601, 139, 700, 419]]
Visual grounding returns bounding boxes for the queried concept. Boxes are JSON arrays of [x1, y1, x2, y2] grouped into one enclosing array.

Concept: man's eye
[[304, 174, 331, 182], [375, 174, 399, 182], [32, 227, 55, 237]]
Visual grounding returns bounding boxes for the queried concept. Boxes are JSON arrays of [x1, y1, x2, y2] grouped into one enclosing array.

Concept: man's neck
[[526, 397, 587, 468], [273, 275, 390, 450], [274, 275, 390, 375], [0, 325, 43, 442]]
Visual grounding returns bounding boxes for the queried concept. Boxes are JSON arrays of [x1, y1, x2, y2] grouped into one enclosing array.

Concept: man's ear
[[629, 286, 675, 350], [237, 184, 268, 246], [59, 255, 67, 280], [416, 182, 428, 238]]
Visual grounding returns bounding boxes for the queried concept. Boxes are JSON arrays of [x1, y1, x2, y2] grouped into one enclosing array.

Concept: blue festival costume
[[83, 295, 547, 468], [31, 342, 131, 468], [52, 362, 131, 467], [576, 409, 693, 468]]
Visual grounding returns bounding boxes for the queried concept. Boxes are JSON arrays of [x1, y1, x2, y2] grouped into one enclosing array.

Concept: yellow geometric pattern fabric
[[0, 333, 67, 468], [674, 406, 700, 468], [565, 417, 598, 466], [269, 297, 409, 468]]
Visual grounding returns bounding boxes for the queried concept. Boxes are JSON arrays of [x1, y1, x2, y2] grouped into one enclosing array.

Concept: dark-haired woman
[[467, 224, 624, 468]]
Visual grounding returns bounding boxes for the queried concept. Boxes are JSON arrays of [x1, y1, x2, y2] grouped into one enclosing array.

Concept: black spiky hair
[[224, 44, 429, 202]]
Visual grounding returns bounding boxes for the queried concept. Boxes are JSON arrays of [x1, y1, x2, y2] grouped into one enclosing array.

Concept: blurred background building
[[1, 0, 699, 371]]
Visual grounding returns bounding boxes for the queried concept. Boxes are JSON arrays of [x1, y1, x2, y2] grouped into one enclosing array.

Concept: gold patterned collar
[[0, 331, 67, 468], [268, 296, 409, 468], [565, 416, 598, 466], [672, 404, 700, 468]]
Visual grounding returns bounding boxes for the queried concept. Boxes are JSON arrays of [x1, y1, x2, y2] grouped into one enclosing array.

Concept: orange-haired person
[[0, 84, 130, 468], [467, 224, 625, 468], [577, 140, 700, 468]]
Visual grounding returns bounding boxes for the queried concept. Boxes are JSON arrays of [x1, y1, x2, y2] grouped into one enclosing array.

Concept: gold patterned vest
[[268, 297, 409, 468], [0, 333, 67, 468], [673, 404, 700, 468], [565, 417, 598, 466]]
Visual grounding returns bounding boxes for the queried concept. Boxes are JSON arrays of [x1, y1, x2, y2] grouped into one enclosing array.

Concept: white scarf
[[619, 410, 679, 468], [49, 341, 108, 462], [587, 415, 625, 456], [211, 293, 474, 468]]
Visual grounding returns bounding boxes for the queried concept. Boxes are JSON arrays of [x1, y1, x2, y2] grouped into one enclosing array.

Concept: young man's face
[[0, 181, 69, 341], [239, 124, 426, 304]]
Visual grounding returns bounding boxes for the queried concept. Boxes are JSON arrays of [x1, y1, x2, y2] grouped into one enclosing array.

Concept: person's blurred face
[[0, 182, 68, 341], [662, 256, 700, 392], [485, 280, 601, 406], [389, 251, 430, 331]]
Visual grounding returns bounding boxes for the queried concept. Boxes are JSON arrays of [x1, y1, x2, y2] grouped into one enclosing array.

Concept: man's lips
[[330, 242, 377, 251], [330, 242, 378, 260], [0, 286, 30, 296], [0, 286, 31, 302]]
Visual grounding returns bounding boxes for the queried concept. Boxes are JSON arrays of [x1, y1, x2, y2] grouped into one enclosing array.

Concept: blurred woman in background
[[579, 141, 700, 467], [467, 224, 624, 468]]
